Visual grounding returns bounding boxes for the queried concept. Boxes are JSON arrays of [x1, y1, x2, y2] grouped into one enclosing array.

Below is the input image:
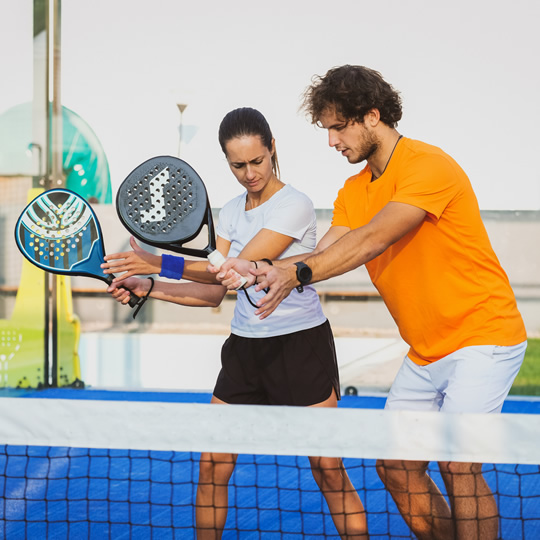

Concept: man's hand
[[102, 236, 161, 280], [251, 264, 298, 319]]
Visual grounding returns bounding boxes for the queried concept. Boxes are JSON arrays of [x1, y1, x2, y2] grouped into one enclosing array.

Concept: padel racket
[[15, 189, 145, 317], [116, 156, 245, 281]]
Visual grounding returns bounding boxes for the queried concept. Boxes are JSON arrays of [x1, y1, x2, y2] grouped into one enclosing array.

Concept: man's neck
[[368, 129, 402, 180]]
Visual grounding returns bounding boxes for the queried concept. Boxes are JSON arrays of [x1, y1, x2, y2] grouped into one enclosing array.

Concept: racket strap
[[241, 260, 269, 309], [133, 277, 155, 319]]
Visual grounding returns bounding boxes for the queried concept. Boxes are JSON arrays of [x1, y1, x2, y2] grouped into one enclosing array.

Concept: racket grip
[[207, 250, 248, 289], [105, 274, 142, 311], [127, 292, 140, 308]]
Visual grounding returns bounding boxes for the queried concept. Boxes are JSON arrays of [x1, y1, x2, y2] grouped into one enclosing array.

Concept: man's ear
[[364, 108, 381, 127]]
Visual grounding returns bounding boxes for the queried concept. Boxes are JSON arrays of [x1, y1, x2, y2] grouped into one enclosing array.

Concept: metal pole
[[43, 0, 52, 386], [50, 0, 63, 387]]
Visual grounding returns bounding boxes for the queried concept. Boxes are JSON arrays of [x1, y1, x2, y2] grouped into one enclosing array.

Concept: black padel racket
[[116, 156, 245, 282], [15, 189, 145, 317]]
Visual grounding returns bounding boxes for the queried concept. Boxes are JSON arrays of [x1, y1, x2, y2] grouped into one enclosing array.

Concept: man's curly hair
[[302, 65, 402, 128]]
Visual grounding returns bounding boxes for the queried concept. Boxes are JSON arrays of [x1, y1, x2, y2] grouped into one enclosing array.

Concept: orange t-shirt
[[332, 137, 526, 365]]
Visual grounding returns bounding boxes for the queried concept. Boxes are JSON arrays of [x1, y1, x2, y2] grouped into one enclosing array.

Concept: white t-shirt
[[216, 184, 326, 338]]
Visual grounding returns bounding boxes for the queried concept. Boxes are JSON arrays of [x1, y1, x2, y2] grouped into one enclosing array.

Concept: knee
[[376, 459, 396, 489], [439, 461, 482, 476], [198, 453, 235, 486], [376, 459, 428, 491], [198, 457, 216, 485], [376, 459, 399, 484], [310, 457, 346, 490]]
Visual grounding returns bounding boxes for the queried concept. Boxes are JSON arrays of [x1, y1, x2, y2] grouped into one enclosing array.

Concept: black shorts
[[213, 319, 340, 406]]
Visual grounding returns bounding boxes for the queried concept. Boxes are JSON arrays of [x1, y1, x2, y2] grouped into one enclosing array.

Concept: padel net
[[0, 391, 539, 539]]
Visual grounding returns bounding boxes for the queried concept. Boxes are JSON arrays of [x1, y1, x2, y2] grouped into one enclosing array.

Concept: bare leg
[[309, 391, 369, 539], [196, 452, 237, 539], [439, 461, 498, 540], [376, 459, 454, 540], [196, 395, 237, 540]]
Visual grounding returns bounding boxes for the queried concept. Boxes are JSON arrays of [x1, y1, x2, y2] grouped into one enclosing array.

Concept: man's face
[[318, 108, 378, 164]]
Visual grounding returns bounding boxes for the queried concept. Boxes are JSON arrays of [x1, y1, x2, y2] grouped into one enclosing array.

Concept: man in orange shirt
[[216, 65, 527, 540]]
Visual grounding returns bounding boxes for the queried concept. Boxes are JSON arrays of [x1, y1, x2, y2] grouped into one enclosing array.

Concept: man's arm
[[252, 202, 427, 318], [312, 225, 351, 254], [214, 225, 351, 287], [306, 202, 426, 281]]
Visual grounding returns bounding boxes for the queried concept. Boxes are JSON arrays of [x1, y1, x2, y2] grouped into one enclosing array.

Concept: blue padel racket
[[15, 188, 145, 317]]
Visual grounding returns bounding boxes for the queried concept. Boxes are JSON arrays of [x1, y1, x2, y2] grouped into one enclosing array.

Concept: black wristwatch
[[294, 262, 312, 293]]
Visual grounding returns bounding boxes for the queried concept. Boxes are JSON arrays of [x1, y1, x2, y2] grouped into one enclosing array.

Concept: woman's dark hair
[[301, 65, 402, 128], [218, 107, 280, 178]]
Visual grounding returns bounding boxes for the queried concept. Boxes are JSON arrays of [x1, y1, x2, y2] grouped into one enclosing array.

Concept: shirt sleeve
[[331, 185, 349, 227], [263, 189, 315, 240], [215, 199, 235, 242], [391, 154, 461, 220]]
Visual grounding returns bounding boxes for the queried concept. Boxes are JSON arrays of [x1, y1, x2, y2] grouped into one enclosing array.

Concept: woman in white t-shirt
[[103, 108, 368, 539]]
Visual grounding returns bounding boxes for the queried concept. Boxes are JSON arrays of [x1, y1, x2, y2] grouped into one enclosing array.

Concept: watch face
[[296, 262, 312, 284]]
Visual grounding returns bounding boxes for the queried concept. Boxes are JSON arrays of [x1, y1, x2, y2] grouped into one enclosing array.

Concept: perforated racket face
[[117, 156, 209, 248], [15, 189, 108, 282]]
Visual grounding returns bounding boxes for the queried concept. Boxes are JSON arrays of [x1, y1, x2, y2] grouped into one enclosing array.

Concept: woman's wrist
[[159, 254, 185, 280], [250, 260, 258, 285]]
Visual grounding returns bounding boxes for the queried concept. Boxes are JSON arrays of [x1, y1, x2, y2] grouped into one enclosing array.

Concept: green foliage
[[510, 338, 540, 396]]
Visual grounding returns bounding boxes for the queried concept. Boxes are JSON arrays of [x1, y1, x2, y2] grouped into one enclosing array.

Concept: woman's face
[[224, 135, 275, 194]]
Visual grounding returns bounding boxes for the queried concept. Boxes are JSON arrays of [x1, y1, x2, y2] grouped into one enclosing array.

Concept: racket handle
[[207, 250, 248, 289], [105, 274, 143, 312], [127, 292, 140, 308]]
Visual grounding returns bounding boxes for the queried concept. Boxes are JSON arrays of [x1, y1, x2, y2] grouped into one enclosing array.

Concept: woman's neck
[[245, 176, 284, 210]]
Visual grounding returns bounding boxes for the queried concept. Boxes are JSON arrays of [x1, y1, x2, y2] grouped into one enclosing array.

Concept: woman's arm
[[102, 236, 232, 285], [109, 226, 296, 307], [108, 276, 226, 308], [102, 236, 162, 276], [210, 228, 296, 288], [182, 229, 294, 282], [237, 228, 293, 260]]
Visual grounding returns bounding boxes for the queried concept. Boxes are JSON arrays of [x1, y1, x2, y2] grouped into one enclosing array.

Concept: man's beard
[[349, 137, 379, 164]]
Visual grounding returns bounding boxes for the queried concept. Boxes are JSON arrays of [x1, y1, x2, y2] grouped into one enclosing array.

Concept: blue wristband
[[159, 254, 185, 280]]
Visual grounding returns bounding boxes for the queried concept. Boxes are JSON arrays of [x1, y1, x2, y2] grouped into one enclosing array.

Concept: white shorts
[[385, 341, 527, 414]]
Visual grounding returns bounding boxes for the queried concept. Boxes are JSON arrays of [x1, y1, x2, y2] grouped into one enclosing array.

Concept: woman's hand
[[107, 276, 152, 304], [209, 257, 257, 289], [102, 236, 161, 280]]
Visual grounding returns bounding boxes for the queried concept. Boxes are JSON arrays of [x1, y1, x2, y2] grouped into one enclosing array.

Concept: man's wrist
[[294, 261, 312, 293]]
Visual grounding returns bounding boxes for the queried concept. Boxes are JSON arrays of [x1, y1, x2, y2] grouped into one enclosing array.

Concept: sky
[[1, 0, 540, 209]]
